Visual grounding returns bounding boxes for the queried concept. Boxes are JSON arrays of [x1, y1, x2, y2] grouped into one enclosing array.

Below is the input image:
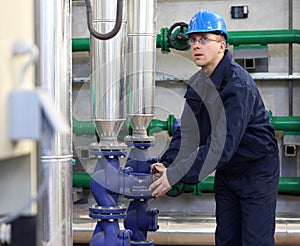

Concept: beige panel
[[0, 0, 37, 215], [0, 0, 35, 159]]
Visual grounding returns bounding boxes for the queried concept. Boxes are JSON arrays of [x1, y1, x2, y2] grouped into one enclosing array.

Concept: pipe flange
[[89, 204, 127, 220], [130, 241, 154, 246], [124, 135, 155, 148], [89, 142, 127, 157]]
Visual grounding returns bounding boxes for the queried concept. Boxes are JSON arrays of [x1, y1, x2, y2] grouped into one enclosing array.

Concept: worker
[[150, 9, 280, 245]]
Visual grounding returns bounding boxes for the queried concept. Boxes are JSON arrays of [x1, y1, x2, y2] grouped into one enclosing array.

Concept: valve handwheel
[[167, 22, 190, 50]]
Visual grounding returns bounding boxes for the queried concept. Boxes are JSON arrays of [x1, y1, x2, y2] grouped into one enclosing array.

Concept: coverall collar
[[209, 49, 232, 90]]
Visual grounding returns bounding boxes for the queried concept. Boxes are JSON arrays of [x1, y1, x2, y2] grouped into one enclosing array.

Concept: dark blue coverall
[[160, 50, 280, 245]]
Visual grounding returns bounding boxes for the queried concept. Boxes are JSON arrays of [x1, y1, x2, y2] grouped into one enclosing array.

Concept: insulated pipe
[[90, 0, 127, 145], [126, 0, 157, 137], [34, 0, 72, 245]]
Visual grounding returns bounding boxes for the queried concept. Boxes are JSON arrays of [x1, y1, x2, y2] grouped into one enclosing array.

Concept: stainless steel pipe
[[126, 0, 157, 137], [90, 0, 127, 145], [34, 0, 73, 245], [73, 213, 300, 245]]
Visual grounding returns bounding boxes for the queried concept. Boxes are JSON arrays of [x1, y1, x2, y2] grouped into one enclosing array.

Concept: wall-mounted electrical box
[[231, 6, 249, 19]]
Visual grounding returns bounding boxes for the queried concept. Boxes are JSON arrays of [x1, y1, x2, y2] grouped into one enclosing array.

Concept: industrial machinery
[[1, 0, 300, 246], [72, 0, 300, 245]]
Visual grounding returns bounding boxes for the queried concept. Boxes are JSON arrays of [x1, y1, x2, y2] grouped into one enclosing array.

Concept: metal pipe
[[72, 38, 90, 52], [227, 29, 300, 45], [269, 115, 300, 131], [90, 0, 127, 145], [72, 29, 300, 52], [126, 0, 157, 137], [288, 0, 294, 116], [85, 0, 124, 40], [73, 117, 95, 135], [73, 213, 300, 245], [34, 0, 73, 245]]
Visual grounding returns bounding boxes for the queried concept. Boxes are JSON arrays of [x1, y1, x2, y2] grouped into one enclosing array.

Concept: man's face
[[189, 33, 226, 68]]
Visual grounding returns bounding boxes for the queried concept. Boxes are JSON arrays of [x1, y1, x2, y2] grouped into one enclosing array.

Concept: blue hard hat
[[186, 9, 228, 40]]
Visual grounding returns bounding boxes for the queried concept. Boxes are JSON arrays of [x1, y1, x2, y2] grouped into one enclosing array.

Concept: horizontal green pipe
[[73, 114, 300, 136], [270, 116, 300, 131], [72, 117, 170, 136], [72, 37, 90, 52], [189, 176, 300, 195], [73, 117, 95, 135], [73, 172, 92, 187], [279, 177, 300, 192], [148, 119, 168, 134], [228, 29, 300, 45], [72, 29, 300, 52], [72, 172, 300, 193]]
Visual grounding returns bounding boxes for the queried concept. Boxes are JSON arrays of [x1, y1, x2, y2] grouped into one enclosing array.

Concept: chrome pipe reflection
[[35, 0, 72, 245], [126, 0, 157, 138], [90, 0, 127, 147], [73, 213, 300, 245]]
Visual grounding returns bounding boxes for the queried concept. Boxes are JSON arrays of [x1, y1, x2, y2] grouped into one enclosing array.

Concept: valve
[[167, 22, 190, 50]]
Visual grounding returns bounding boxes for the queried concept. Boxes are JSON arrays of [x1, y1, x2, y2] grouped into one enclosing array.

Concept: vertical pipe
[[90, 0, 127, 146], [288, 0, 293, 116], [34, 0, 73, 245], [126, 0, 157, 137]]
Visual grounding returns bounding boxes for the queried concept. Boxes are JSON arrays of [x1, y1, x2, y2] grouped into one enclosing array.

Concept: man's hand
[[149, 163, 172, 197]]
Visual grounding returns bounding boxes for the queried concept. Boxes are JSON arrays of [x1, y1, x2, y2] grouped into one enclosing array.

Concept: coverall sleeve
[[160, 100, 200, 168], [159, 126, 182, 167], [166, 81, 256, 186]]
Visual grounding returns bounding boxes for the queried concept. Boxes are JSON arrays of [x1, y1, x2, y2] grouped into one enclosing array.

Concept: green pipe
[[73, 116, 95, 135], [72, 29, 300, 53], [72, 173, 300, 194], [73, 172, 92, 187], [268, 111, 300, 132], [228, 29, 300, 45], [279, 177, 300, 192], [156, 29, 300, 52], [270, 115, 300, 132], [73, 113, 300, 136], [187, 176, 300, 196], [72, 37, 90, 52], [73, 114, 177, 136], [148, 114, 177, 136], [148, 119, 168, 134]]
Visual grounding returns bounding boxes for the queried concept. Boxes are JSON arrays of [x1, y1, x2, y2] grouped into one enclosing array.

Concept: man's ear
[[219, 41, 227, 52]]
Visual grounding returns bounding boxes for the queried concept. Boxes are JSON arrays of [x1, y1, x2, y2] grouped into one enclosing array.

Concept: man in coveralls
[[150, 9, 280, 245]]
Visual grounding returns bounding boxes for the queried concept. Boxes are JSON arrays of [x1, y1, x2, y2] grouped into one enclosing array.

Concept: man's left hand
[[149, 168, 172, 197]]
